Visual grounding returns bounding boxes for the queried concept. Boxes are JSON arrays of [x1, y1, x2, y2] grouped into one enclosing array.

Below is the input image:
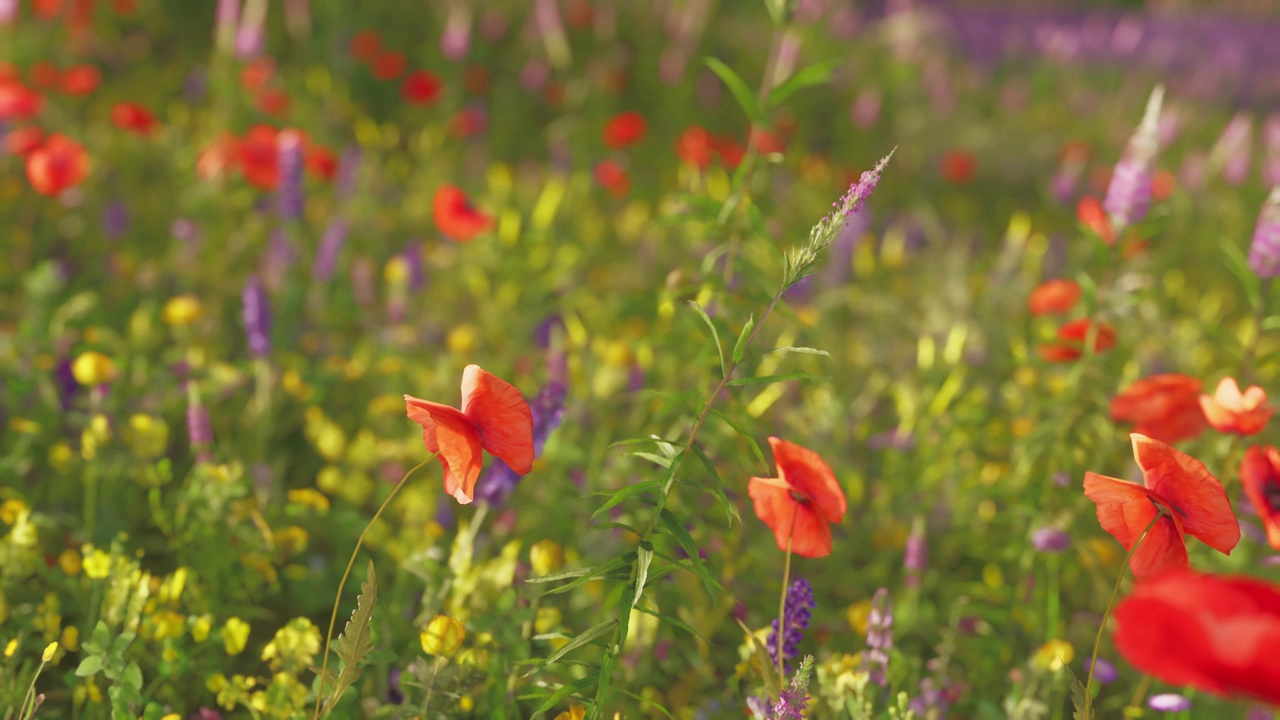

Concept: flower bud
[[420, 615, 465, 657], [71, 351, 115, 387]]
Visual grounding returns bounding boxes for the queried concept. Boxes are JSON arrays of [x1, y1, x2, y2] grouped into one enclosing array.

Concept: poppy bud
[[420, 615, 465, 657]]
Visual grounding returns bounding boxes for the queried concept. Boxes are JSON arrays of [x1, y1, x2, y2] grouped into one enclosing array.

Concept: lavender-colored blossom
[[519, 58, 550, 92], [1264, 114, 1280, 187], [387, 667, 404, 705], [183, 68, 209, 104], [276, 129, 305, 220], [1247, 707, 1274, 720], [479, 8, 508, 41], [335, 146, 361, 199], [171, 218, 201, 243], [1083, 657, 1118, 684], [474, 379, 567, 506], [0, 0, 16, 25], [241, 275, 272, 358], [262, 227, 295, 291], [1103, 85, 1163, 235], [904, 522, 927, 587], [767, 579, 815, 672], [190, 709, 223, 720], [771, 685, 809, 720], [865, 588, 893, 686], [1031, 527, 1072, 553], [1248, 187, 1280, 279], [186, 382, 213, 455], [850, 87, 882, 129], [54, 358, 78, 411], [533, 314, 564, 350], [234, 0, 267, 59], [402, 241, 425, 292], [868, 428, 914, 451], [1148, 693, 1192, 713], [1212, 113, 1254, 187], [908, 677, 951, 717], [102, 200, 129, 241], [312, 219, 348, 282], [441, 4, 472, 61]]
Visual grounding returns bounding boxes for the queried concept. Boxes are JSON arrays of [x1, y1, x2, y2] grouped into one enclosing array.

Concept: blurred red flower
[[749, 126, 785, 155], [1027, 278, 1081, 316], [349, 30, 381, 62], [603, 111, 646, 150], [464, 66, 490, 95], [449, 107, 487, 139], [5, 126, 45, 156], [941, 150, 975, 184], [372, 51, 406, 81], [1113, 568, 1280, 705], [402, 70, 442, 105], [1083, 434, 1239, 579], [675, 125, 713, 170], [29, 62, 60, 89], [1200, 377, 1273, 436], [110, 102, 158, 136], [33, 0, 64, 18], [26, 133, 89, 196], [240, 58, 275, 92], [432, 184, 492, 242], [59, 64, 100, 95], [305, 145, 337, 182], [1151, 169, 1176, 201], [1077, 196, 1114, 244], [238, 124, 279, 190], [748, 437, 847, 559], [594, 159, 630, 198], [1241, 445, 1280, 550], [1110, 374, 1207, 445], [711, 133, 744, 169], [197, 131, 239, 182], [404, 365, 534, 505], [255, 88, 290, 116], [0, 79, 43, 120], [1037, 318, 1116, 362]]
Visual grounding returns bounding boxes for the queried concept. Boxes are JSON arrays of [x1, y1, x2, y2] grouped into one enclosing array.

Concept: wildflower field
[[5, 0, 1280, 718]]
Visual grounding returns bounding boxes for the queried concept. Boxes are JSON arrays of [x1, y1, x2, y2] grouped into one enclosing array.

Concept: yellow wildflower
[[42, 641, 58, 662], [60, 625, 79, 653], [286, 488, 330, 513], [191, 615, 213, 643], [554, 703, 587, 720], [529, 539, 565, 576], [1032, 639, 1075, 672], [3, 639, 16, 657], [846, 599, 873, 636], [220, 617, 250, 656], [71, 351, 116, 386], [420, 615, 465, 657], [162, 294, 203, 327], [0, 499, 28, 525], [82, 548, 112, 580]]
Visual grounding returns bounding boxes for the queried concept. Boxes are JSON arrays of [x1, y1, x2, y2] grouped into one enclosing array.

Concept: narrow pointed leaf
[[708, 407, 768, 470], [732, 314, 755, 364], [704, 57, 761, 123], [656, 509, 717, 600], [537, 619, 619, 668], [727, 372, 829, 387], [768, 59, 839, 109], [689, 301, 726, 377], [689, 443, 739, 526]]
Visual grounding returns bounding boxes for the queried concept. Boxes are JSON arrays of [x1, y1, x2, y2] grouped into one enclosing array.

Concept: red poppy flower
[[110, 102, 158, 136], [111, 0, 137, 14], [1113, 568, 1280, 705], [402, 70, 442, 105], [1037, 318, 1116, 362], [34, 0, 64, 18], [564, 0, 592, 28], [197, 131, 239, 182], [432, 184, 492, 242], [749, 127, 785, 155], [29, 61, 60, 89], [594, 159, 630, 198], [675, 126, 712, 170], [1110, 374, 1208, 445], [26, 133, 89, 196], [238, 124, 279, 190], [372, 51, 407, 81], [941, 150, 975, 184], [240, 58, 275, 92], [305, 146, 337, 182], [404, 365, 534, 505], [255, 88, 290, 116], [1077, 196, 1114, 244], [748, 437, 848, 559], [710, 134, 745, 169], [59, 64, 100, 95], [349, 30, 381, 62], [1028, 278, 1081, 316], [1241, 445, 1280, 550], [603, 111, 646, 150], [1082, 433, 1239, 579], [1200, 377, 1274, 436], [5, 126, 45, 156], [0, 79, 43, 120]]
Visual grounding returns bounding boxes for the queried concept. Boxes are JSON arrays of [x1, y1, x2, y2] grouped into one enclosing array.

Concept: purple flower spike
[[1103, 85, 1163, 235], [474, 379, 567, 506], [904, 521, 927, 587], [241, 275, 272, 358], [865, 588, 893, 686], [1148, 693, 1192, 713], [767, 578, 815, 673], [102, 200, 129, 241], [1083, 657, 1118, 685], [235, 0, 267, 59], [312, 219, 348, 282], [276, 129, 305, 220], [1248, 187, 1280, 279]]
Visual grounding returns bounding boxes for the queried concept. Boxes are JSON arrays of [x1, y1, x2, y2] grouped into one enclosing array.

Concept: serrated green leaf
[[526, 676, 598, 715], [689, 444, 739, 526], [537, 619, 618, 669], [704, 57, 760, 123], [769, 59, 839, 109], [656, 509, 717, 600], [726, 372, 829, 387], [708, 407, 768, 470], [1066, 664, 1092, 720], [689, 301, 726, 377], [732, 314, 755, 364], [590, 478, 664, 520], [322, 560, 378, 711]]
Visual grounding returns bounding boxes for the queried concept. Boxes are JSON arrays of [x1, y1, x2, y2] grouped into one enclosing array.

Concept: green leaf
[[613, 686, 676, 719], [1222, 238, 1262, 311], [590, 478, 664, 520], [763, 0, 787, 26], [708, 407, 768, 470], [634, 605, 708, 644], [626, 451, 673, 468], [122, 662, 143, 691], [656, 509, 717, 600], [75, 655, 104, 678], [1066, 664, 1092, 720], [735, 618, 782, 699], [526, 676, 598, 715], [323, 559, 379, 711], [704, 57, 760, 123], [742, 346, 831, 363], [538, 619, 619, 668], [631, 542, 654, 612], [768, 59, 839, 109], [689, 301, 726, 377], [689, 444, 739, 526], [541, 554, 636, 596], [111, 633, 137, 656], [726, 372, 829, 387], [732, 314, 755, 364]]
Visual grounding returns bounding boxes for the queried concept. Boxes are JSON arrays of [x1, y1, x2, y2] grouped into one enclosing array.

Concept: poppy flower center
[[789, 490, 810, 505], [1265, 482, 1280, 512]]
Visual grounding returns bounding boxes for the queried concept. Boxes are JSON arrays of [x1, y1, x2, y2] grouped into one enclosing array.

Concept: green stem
[[312, 455, 436, 719], [1083, 514, 1162, 712], [775, 510, 796, 685]]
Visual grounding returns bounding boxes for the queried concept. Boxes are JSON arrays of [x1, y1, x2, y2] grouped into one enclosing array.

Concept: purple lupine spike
[[312, 219, 348, 282], [440, 4, 472, 61], [1103, 85, 1163, 235], [474, 379, 567, 506], [214, 0, 239, 52], [1248, 187, 1280, 279], [235, 0, 268, 59], [1212, 113, 1253, 187], [102, 200, 129, 241], [276, 129, 305, 220], [865, 588, 893, 686], [903, 520, 927, 588], [403, 241, 425, 292], [771, 672, 811, 720], [241, 275, 272, 358], [766, 578, 815, 673], [55, 358, 79, 411]]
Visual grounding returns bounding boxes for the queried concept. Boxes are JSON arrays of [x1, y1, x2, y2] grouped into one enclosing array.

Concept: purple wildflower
[[276, 129, 305, 220], [241, 275, 272, 358], [908, 677, 951, 717], [474, 379, 567, 506], [767, 579, 815, 672], [190, 709, 223, 720], [1148, 693, 1192, 713], [1103, 85, 1163, 235], [1031, 527, 1072, 553], [771, 685, 809, 720], [441, 4, 472, 61], [387, 667, 404, 705], [1265, 114, 1280, 187], [865, 588, 893, 686], [1248, 187, 1280, 279], [234, 0, 267, 59], [1213, 113, 1254, 187], [904, 520, 927, 587], [1082, 657, 1118, 684], [335, 146, 361, 199], [102, 200, 129, 241], [312, 219, 348, 282], [403, 241, 425, 292], [1247, 707, 1274, 720], [54, 358, 79, 411]]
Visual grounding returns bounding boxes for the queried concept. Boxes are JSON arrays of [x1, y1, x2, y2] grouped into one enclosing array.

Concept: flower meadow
[[4, 0, 1280, 718]]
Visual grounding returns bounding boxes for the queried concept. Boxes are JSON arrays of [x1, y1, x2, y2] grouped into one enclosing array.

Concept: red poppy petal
[[767, 436, 846, 523], [405, 394, 483, 504], [460, 365, 534, 474], [788, 503, 834, 559], [1082, 471, 1159, 550], [1127, 515, 1189, 579], [1241, 445, 1280, 550], [748, 478, 832, 557], [1131, 433, 1240, 555], [748, 476, 791, 537]]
